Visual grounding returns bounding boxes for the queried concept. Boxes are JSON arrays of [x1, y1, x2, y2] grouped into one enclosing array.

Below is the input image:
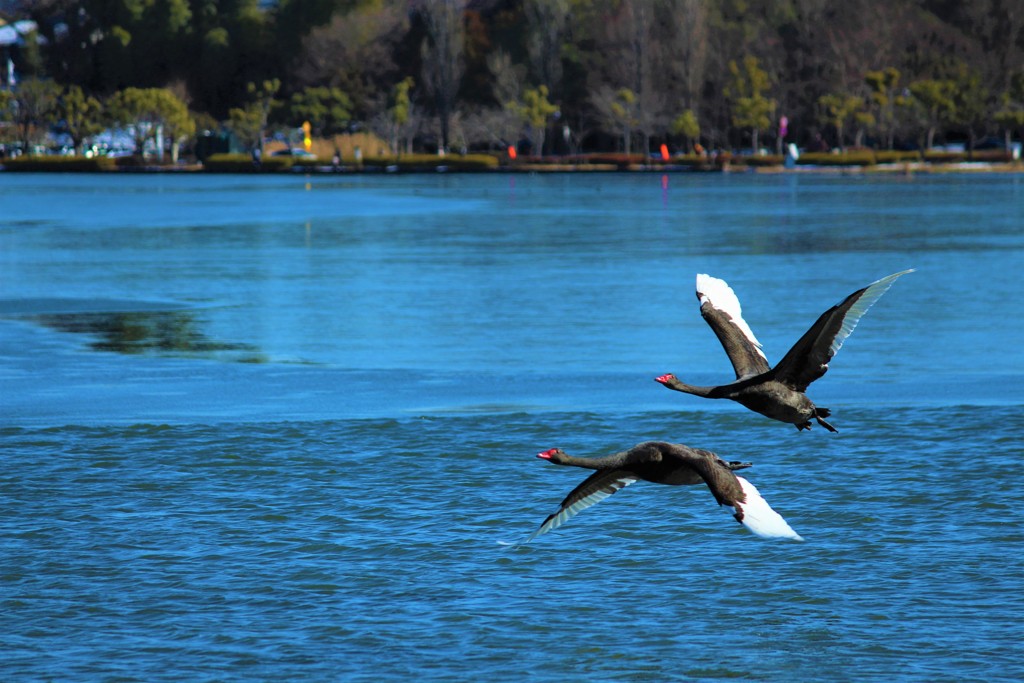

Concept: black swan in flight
[[525, 441, 802, 543], [655, 270, 913, 432]]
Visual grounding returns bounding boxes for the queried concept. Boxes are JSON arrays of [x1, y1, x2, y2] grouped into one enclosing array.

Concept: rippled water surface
[[1, 172, 1022, 681]]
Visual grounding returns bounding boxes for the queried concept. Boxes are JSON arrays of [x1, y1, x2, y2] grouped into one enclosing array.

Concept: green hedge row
[[202, 153, 298, 172], [1, 155, 119, 171], [922, 149, 1014, 163], [362, 153, 499, 170], [874, 150, 922, 163], [667, 154, 718, 166], [202, 152, 500, 172], [796, 151, 877, 166], [735, 154, 785, 167], [574, 153, 646, 168], [796, 149, 1014, 166]]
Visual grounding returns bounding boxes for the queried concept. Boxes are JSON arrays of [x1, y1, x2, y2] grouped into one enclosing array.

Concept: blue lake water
[[1, 171, 1022, 681]]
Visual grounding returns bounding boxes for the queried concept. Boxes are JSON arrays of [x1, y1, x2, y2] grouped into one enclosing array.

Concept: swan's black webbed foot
[[815, 415, 838, 433]]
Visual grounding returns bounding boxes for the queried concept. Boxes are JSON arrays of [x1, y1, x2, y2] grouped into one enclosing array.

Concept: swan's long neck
[[662, 378, 718, 398], [552, 451, 629, 470]]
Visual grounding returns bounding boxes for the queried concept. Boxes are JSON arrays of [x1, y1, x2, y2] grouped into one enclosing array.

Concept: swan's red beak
[[537, 449, 556, 459], [654, 374, 674, 385]]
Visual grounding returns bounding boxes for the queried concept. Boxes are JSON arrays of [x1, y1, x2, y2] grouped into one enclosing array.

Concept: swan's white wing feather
[[829, 269, 914, 358], [730, 477, 803, 541], [696, 273, 767, 361]]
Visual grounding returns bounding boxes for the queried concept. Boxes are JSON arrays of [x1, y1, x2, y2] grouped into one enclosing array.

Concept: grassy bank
[[1, 156, 121, 172], [1, 149, 1020, 174]]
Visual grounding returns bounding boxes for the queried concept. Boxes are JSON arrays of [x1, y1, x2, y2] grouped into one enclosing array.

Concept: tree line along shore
[[1, 0, 1022, 166]]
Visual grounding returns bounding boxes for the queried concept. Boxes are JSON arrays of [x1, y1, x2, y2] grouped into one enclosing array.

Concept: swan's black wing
[[525, 470, 639, 543], [675, 448, 802, 541], [771, 270, 913, 391]]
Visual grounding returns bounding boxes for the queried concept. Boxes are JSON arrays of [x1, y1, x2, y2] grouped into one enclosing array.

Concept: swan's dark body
[[656, 270, 912, 432]]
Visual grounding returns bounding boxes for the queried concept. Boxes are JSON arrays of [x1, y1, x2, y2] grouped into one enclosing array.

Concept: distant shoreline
[[3, 160, 1023, 175]]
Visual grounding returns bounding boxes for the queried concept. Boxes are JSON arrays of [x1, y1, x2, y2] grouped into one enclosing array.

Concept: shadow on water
[[0, 298, 264, 363], [35, 310, 263, 361]]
